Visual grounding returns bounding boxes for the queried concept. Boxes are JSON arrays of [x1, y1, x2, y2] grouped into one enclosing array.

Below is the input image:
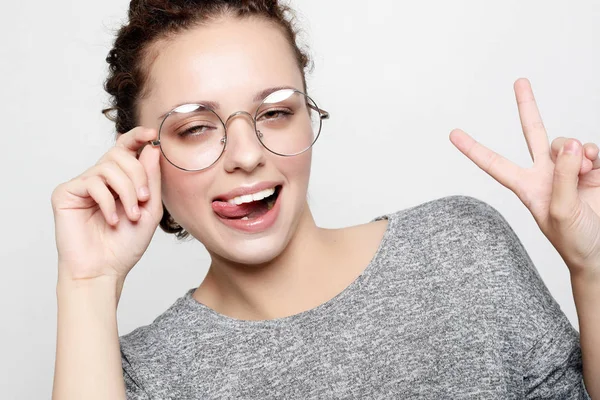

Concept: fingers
[[75, 161, 141, 223], [551, 137, 569, 158], [98, 146, 151, 202], [115, 127, 157, 156], [550, 139, 583, 223], [551, 137, 600, 172], [551, 138, 598, 160], [137, 143, 162, 215], [449, 129, 522, 192], [95, 162, 142, 221], [584, 143, 600, 169], [514, 78, 550, 163], [64, 176, 121, 226], [64, 126, 162, 226]]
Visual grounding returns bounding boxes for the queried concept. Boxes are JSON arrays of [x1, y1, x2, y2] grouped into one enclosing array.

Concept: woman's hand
[[51, 127, 163, 283], [450, 78, 600, 278]]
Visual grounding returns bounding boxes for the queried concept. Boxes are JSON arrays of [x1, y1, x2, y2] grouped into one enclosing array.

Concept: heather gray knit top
[[120, 195, 590, 399]]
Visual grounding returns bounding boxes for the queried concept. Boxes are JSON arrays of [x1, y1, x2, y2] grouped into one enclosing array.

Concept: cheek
[[160, 158, 180, 204], [160, 159, 213, 219], [277, 150, 312, 186]]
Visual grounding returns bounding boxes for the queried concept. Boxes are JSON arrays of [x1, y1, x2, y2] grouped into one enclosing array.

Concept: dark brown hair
[[102, 0, 312, 240]]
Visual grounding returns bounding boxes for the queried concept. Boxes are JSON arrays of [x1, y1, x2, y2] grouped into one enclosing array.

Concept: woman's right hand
[[51, 127, 163, 283]]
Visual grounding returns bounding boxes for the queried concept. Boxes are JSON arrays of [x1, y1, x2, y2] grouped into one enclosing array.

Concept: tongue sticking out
[[212, 198, 272, 220]]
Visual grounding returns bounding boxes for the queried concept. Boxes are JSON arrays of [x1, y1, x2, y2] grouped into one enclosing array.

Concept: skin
[[450, 79, 600, 275], [51, 14, 599, 400], [137, 17, 388, 320], [51, 16, 387, 399], [450, 78, 600, 396]]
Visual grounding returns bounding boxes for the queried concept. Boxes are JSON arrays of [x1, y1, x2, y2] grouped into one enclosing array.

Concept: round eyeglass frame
[[148, 89, 330, 172]]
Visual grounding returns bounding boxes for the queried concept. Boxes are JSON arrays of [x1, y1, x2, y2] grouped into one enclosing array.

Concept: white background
[[1, 1, 599, 398]]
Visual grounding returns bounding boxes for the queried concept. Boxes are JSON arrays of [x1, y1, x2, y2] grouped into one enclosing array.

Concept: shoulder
[[391, 194, 506, 224], [119, 290, 207, 368], [384, 194, 513, 246], [387, 196, 569, 343], [378, 195, 541, 307], [372, 195, 519, 283], [119, 290, 215, 392], [393, 195, 524, 275]]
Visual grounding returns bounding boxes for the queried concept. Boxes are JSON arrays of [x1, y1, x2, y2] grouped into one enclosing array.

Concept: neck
[[195, 204, 341, 320]]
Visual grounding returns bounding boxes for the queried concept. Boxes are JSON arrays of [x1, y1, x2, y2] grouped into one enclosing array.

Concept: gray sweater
[[120, 195, 591, 399]]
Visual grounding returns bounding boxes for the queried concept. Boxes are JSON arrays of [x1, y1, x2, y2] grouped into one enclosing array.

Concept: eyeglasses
[[149, 88, 329, 171]]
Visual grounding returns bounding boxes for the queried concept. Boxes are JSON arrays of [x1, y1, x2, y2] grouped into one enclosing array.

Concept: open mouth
[[212, 185, 282, 221]]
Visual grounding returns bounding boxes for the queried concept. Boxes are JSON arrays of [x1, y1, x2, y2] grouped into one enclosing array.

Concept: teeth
[[252, 190, 273, 202], [227, 187, 276, 205]]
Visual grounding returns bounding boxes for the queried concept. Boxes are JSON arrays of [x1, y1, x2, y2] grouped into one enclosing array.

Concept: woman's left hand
[[450, 78, 600, 279]]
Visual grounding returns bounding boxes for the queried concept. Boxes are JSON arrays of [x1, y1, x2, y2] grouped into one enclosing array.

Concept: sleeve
[[454, 196, 590, 399], [522, 316, 591, 399], [121, 349, 151, 400]]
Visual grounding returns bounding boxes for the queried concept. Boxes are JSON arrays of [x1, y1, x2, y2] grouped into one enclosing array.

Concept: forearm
[[52, 274, 126, 400], [571, 270, 600, 399]]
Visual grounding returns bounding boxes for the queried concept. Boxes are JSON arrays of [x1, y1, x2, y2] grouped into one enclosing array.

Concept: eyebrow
[[157, 85, 298, 120]]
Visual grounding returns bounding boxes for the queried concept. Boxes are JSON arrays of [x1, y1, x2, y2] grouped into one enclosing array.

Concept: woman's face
[[137, 17, 313, 265]]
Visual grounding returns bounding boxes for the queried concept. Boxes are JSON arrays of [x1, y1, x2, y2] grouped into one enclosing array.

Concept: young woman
[[51, 1, 600, 399]]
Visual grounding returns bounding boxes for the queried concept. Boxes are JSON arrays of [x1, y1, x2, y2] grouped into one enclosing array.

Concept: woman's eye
[[259, 109, 292, 121], [178, 124, 213, 137]]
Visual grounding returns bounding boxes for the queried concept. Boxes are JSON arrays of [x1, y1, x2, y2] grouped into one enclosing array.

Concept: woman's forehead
[[144, 18, 303, 113]]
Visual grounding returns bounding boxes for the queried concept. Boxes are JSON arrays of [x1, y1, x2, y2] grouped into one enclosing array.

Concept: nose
[[222, 111, 266, 173]]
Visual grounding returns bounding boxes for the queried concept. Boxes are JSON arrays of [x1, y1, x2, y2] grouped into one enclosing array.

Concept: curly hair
[[102, 0, 312, 240]]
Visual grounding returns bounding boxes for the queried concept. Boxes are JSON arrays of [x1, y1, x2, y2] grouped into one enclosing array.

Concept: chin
[[208, 200, 299, 266], [173, 179, 309, 267], [212, 235, 290, 266], [201, 203, 305, 267]]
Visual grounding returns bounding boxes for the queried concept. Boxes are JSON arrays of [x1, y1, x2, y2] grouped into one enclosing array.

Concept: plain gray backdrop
[[1, 1, 599, 398]]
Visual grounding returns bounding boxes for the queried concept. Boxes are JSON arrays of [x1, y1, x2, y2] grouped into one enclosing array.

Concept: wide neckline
[[182, 212, 395, 329]]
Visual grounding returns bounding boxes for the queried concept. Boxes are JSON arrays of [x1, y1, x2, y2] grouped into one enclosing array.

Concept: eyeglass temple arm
[[308, 103, 330, 120]]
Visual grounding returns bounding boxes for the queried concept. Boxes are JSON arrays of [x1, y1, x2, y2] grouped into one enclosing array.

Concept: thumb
[[551, 139, 582, 215], [138, 144, 162, 215]]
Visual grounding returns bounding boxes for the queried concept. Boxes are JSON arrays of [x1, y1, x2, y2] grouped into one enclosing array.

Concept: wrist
[[56, 273, 125, 304], [569, 262, 600, 285]]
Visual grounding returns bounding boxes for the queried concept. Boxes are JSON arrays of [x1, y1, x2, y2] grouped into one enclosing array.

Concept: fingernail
[[139, 186, 150, 198], [132, 205, 140, 216], [111, 213, 120, 224], [564, 140, 580, 155]]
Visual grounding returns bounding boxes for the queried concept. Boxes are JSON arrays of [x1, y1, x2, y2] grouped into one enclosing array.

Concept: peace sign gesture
[[450, 78, 600, 278]]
